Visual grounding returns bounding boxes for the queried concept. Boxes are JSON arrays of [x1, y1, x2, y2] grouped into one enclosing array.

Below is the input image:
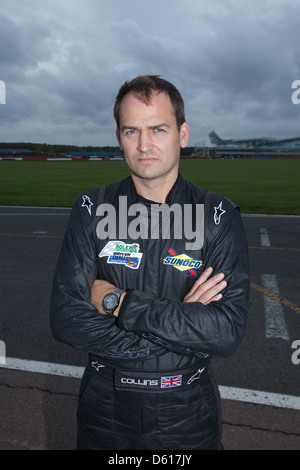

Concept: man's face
[[116, 91, 190, 184]]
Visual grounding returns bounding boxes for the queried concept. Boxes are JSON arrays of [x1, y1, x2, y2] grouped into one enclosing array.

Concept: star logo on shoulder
[[81, 195, 94, 216], [214, 201, 226, 225]]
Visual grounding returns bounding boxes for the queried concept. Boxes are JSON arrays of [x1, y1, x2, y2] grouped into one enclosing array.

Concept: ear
[[180, 122, 190, 148], [116, 128, 123, 150]]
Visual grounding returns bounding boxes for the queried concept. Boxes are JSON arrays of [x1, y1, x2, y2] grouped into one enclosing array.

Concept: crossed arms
[[91, 266, 227, 317], [50, 201, 249, 358]]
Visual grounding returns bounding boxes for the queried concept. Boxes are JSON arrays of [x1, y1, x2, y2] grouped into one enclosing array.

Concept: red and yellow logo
[[162, 248, 203, 276]]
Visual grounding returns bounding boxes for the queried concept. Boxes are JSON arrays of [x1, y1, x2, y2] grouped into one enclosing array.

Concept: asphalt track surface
[[0, 206, 299, 451]]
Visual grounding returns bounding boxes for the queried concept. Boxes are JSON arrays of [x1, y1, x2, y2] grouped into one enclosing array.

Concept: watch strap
[[103, 289, 125, 317]]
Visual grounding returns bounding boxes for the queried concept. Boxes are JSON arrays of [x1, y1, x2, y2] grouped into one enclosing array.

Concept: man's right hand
[[183, 267, 227, 305]]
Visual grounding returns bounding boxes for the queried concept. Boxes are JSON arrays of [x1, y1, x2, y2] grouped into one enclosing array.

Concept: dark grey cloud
[[1, 0, 300, 146]]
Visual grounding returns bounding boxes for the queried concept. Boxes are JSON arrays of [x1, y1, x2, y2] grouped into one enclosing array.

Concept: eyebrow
[[121, 123, 170, 132]]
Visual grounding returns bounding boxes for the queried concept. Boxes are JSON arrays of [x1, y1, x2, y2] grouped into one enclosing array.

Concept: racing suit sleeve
[[50, 203, 154, 359], [117, 206, 250, 357]]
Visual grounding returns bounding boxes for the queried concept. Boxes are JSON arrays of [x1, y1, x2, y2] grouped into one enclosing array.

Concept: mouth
[[137, 156, 159, 163]]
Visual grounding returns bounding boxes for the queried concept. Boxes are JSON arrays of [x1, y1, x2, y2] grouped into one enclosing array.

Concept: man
[[50, 75, 250, 450]]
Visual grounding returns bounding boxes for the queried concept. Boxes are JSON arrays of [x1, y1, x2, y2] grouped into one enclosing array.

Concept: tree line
[[0, 142, 194, 156]]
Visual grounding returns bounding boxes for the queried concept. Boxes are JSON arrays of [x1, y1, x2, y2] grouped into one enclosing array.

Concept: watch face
[[104, 293, 118, 310]]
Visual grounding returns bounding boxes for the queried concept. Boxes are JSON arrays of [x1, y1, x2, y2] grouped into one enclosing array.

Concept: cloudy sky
[[1, 0, 300, 147]]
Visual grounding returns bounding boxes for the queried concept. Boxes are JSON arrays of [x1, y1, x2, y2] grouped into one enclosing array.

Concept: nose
[[137, 131, 154, 153]]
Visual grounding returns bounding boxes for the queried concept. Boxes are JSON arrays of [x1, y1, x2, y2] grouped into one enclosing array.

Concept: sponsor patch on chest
[[99, 241, 143, 269], [162, 248, 203, 276]]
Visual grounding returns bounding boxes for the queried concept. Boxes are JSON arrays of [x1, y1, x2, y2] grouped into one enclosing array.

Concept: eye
[[124, 129, 139, 136], [154, 128, 165, 133]]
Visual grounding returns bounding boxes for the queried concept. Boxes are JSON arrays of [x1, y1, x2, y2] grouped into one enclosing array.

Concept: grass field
[[0, 159, 299, 214]]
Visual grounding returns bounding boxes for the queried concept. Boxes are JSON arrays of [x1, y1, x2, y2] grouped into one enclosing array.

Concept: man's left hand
[[91, 280, 125, 317]]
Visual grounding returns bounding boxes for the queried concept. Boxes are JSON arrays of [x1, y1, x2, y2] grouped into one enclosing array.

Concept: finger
[[184, 267, 214, 300], [184, 279, 227, 304], [198, 282, 226, 304], [200, 293, 223, 305], [184, 270, 225, 302]]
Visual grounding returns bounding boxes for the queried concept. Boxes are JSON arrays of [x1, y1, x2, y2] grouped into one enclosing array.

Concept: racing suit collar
[[129, 173, 184, 205]]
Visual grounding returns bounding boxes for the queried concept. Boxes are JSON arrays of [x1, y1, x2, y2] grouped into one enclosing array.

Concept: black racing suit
[[50, 174, 250, 450]]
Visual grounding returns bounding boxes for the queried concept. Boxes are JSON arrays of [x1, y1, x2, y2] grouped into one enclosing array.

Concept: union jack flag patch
[[161, 375, 182, 388]]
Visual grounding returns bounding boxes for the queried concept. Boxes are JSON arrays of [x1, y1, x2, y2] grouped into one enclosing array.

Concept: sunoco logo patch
[[162, 248, 202, 276]]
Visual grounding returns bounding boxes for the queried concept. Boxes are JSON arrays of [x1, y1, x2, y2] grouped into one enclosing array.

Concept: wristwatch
[[103, 289, 125, 317]]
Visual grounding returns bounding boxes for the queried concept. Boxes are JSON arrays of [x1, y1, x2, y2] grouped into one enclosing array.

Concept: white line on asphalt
[[260, 227, 271, 247], [1, 357, 299, 410], [3, 357, 84, 378], [0, 206, 71, 210], [0, 207, 300, 218], [219, 385, 300, 410], [243, 214, 300, 218], [262, 274, 289, 340]]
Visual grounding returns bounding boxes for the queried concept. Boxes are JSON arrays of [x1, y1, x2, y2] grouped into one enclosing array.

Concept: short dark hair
[[114, 75, 185, 130]]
